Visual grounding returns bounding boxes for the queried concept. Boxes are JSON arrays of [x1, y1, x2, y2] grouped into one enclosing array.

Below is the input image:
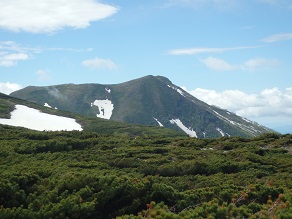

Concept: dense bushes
[[0, 126, 291, 218]]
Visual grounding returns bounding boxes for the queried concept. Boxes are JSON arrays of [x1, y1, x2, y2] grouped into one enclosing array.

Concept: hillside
[[0, 126, 291, 218], [10, 75, 274, 138], [0, 92, 184, 137]]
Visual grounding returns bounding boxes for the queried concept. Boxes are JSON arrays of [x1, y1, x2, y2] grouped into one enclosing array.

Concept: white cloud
[[36, 70, 51, 81], [0, 41, 41, 53], [0, 41, 42, 66], [82, 58, 117, 70], [168, 46, 258, 55], [241, 57, 279, 71], [0, 0, 118, 33], [200, 57, 280, 72], [187, 87, 292, 118], [0, 82, 22, 94], [261, 33, 292, 43], [0, 41, 93, 67], [200, 57, 236, 71], [0, 53, 29, 67]]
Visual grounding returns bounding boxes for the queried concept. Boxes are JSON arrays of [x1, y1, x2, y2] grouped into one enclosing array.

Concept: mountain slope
[[0, 92, 184, 137], [10, 75, 274, 138]]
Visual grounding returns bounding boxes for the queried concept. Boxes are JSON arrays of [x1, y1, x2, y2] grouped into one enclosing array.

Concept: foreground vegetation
[[0, 125, 291, 218]]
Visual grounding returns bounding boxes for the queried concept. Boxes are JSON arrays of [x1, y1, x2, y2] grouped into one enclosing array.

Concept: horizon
[[1, 0, 292, 134]]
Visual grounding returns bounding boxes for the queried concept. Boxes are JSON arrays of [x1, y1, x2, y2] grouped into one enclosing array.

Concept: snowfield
[[91, 99, 114, 120], [170, 118, 197, 137], [0, 105, 82, 131], [153, 117, 164, 127]]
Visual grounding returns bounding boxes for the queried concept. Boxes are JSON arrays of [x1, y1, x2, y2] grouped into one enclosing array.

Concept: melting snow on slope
[[153, 117, 163, 127], [216, 128, 225, 137], [170, 118, 197, 137], [91, 99, 114, 120], [44, 103, 52, 108], [213, 110, 261, 135], [0, 105, 82, 131], [176, 89, 185, 96], [167, 85, 185, 97], [44, 103, 57, 109], [241, 117, 254, 124]]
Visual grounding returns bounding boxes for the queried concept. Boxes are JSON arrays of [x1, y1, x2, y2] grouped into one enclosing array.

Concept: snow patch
[[213, 110, 235, 125], [91, 99, 114, 120], [216, 127, 225, 137], [105, 88, 111, 93], [44, 103, 57, 109], [170, 118, 197, 137], [0, 105, 82, 131], [176, 89, 185, 97], [167, 85, 185, 97], [241, 117, 253, 124], [153, 117, 163, 127], [44, 103, 52, 108], [213, 110, 260, 136]]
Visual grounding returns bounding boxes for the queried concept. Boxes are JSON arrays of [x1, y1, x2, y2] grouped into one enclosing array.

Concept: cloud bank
[[0, 82, 22, 95], [0, 0, 118, 33], [187, 87, 292, 118]]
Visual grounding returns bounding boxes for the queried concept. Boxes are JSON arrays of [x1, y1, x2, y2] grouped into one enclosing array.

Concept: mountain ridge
[[10, 75, 274, 138]]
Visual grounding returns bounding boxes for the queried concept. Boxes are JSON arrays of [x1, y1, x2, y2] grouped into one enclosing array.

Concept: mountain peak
[[10, 75, 274, 138], [155, 75, 173, 84]]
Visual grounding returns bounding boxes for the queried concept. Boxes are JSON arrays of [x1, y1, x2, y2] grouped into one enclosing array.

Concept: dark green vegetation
[[0, 125, 291, 218], [10, 75, 274, 137]]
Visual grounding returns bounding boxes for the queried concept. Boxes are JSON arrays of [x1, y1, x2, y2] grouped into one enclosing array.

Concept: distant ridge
[[10, 75, 274, 138]]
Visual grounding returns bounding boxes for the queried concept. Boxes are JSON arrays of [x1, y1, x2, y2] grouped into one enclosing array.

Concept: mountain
[[0, 92, 183, 137], [10, 75, 274, 138]]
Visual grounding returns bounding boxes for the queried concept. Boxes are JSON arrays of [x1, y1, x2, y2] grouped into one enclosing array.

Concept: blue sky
[[0, 0, 292, 133]]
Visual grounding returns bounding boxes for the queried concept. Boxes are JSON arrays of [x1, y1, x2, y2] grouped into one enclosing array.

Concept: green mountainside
[[0, 126, 291, 218], [0, 92, 184, 138], [10, 75, 274, 138]]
